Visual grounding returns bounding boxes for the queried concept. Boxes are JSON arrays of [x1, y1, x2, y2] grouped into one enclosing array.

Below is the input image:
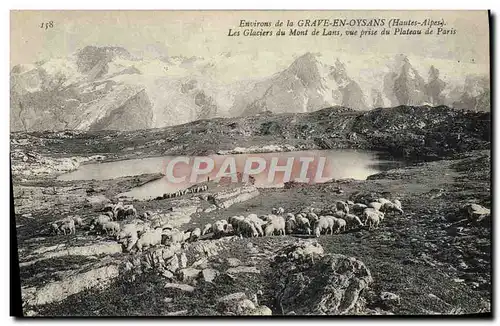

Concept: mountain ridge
[[10, 47, 490, 132]]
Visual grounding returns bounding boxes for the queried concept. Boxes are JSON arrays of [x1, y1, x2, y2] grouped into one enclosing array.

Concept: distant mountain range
[[10, 46, 490, 132]]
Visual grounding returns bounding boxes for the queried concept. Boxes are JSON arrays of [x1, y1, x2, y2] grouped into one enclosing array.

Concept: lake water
[[57, 150, 404, 200]]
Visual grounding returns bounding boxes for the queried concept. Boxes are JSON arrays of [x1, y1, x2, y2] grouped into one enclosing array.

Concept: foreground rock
[[272, 241, 373, 315]]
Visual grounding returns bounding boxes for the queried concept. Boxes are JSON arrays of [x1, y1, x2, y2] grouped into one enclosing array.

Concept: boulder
[[178, 268, 201, 283], [226, 266, 260, 274], [380, 291, 401, 306], [271, 243, 373, 315], [202, 268, 219, 283], [164, 283, 195, 292], [226, 258, 242, 267], [217, 292, 256, 315]]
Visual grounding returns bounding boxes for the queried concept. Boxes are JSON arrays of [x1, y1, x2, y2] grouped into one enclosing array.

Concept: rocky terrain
[[10, 47, 490, 132], [11, 106, 491, 317]]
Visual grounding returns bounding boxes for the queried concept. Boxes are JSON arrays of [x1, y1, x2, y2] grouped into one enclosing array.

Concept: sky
[[10, 10, 490, 72]]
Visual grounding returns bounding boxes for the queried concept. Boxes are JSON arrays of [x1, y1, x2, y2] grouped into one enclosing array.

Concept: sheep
[[297, 216, 311, 229], [228, 216, 246, 235], [136, 228, 163, 251], [362, 208, 383, 223], [335, 201, 349, 215], [306, 212, 320, 227], [351, 203, 368, 213], [333, 218, 347, 234], [101, 221, 121, 236], [271, 207, 285, 215], [285, 217, 297, 235], [182, 231, 192, 243], [123, 204, 137, 218], [169, 229, 186, 244], [214, 220, 229, 238], [394, 199, 402, 210], [103, 211, 114, 219], [112, 202, 125, 219], [72, 215, 84, 227], [364, 211, 381, 230], [189, 228, 202, 242], [202, 223, 212, 236], [368, 202, 383, 211], [313, 216, 333, 237], [343, 213, 364, 229], [264, 215, 285, 236], [240, 220, 259, 238], [246, 214, 266, 237], [102, 203, 114, 213], [285, 213, 295, 221], [333, 210, 346, 219], [51, 223, 60, 235], [89, 215, 112, 233], [381, 202, 404, 215], [377, 198, 392, 205], [140, 210, 154, 220], [347, 200, 355, 206], [60, 219, 75, 235], [117, 223, 142, 252]]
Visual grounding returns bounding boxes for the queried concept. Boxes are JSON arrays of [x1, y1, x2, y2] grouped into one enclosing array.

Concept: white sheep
[[182, 231, 192, 243], [272, 207, 285, 215], [365, 212, 381, 230], [343, 213, 364, 229], [368, 202, 383, 211], [50, 223, 60, 235], [90, 214, 111, 232], [335, 201, 349, 215], [306, 212, 320, 226], [60, 219, 75, 235], [333, 210, 346, 219], [333, 218, 347, 234], [238, 219, 259, 237], [393, 199, 402, 210], [246, 214, 266, 237], [214, 220, 230, 238], [117, 223, 141, 252], [101, 221, 121, 236], [136, 228, 163, 251], [313, 216, 333, 237], [169, 229, 186, 244], [264, 215, 285, 236], [72, 215, 84, 227], [351, 203, 368, 212], [202, 223, 212, 236], [381, 202, 404, 215], [285, 213, 295, 221], [103, 211, 114, 219], [377, 198, 392, 205], [123, 204, 137, 218], [362, 208, 382, 223], [189, 228, 202, 242], [285, 217, 297, 235], [297, 216, 311, 229], [112, 202, 125, 219]]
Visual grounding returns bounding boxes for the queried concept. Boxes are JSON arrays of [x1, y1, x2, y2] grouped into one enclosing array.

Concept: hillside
[[10, 106, 490, 167]]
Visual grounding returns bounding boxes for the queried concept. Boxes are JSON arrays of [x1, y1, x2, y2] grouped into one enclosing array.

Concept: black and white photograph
[[9, 9, 491, 317]]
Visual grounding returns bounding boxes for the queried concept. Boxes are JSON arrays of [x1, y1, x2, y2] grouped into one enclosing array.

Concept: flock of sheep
[[48, 195, 404, 254], [154, 184, 209, 201]]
